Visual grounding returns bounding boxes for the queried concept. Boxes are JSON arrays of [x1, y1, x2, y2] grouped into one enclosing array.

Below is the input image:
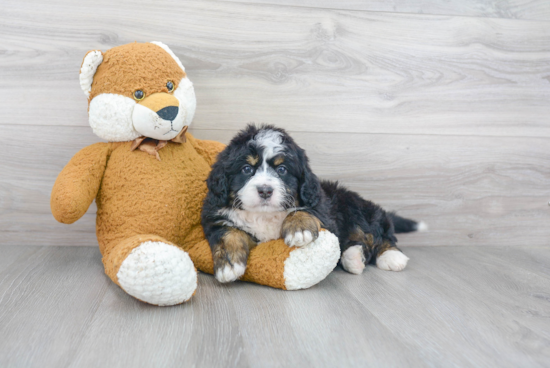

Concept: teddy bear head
[[80, 42, 196, 142]]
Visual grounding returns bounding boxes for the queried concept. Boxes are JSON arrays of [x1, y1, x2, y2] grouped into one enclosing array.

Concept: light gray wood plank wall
[[0, 0, 549, 247], [218, 0, 550, 21]]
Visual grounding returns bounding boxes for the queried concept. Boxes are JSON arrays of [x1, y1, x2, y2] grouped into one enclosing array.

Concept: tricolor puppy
[[202, 125, 425, 283]]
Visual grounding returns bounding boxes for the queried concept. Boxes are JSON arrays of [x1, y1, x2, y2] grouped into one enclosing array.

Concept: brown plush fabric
[[88, 43, 185, 103], [51, 143, 110, 224], [52, 132, 296, 290], [52, 42, 337, 301], [103, 234, 184, 287]]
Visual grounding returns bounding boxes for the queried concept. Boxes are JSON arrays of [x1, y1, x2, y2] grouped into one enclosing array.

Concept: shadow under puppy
[[202, 124, 425, 283]]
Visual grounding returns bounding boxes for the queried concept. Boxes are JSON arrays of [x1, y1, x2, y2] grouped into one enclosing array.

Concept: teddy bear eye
[[134, 90, 144, 100], [166, 81, 174, 92]]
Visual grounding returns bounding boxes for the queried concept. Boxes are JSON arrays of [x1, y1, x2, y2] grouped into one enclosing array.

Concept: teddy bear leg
[[277, 230, 341, 290], [186, 230, 340, 290], [102, 234, 197, 306]]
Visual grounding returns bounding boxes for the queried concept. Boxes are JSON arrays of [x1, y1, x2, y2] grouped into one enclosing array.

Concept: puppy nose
[[257, 185, 274, 199], [157, 106, 179, 121]]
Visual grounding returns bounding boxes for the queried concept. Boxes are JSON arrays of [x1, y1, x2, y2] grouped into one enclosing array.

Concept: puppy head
[[80, 42, 196, 142], [207, 124, 321, 212]]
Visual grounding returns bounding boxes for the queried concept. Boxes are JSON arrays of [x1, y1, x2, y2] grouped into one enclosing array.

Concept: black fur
[[202, 124, 419, 276]]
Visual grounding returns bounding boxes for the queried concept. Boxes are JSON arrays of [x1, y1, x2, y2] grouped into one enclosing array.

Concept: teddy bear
[[50, 41, 340, 306]]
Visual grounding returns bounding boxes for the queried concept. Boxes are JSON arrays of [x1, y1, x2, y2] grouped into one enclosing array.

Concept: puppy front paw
[[284, 230, 314, 247], [212, 228, 255, 283], [282, 211, 321, 247], [215, 262, 246, 283]]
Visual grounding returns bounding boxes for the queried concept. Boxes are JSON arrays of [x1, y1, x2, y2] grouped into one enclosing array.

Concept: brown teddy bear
[[51, 42, 340, 306]]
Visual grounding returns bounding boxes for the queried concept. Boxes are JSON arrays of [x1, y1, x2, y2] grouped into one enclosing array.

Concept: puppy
[[202, 124, 424, 282]]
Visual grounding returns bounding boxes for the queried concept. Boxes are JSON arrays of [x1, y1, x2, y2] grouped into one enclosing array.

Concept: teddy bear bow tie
[[130, 126, 188, 161]]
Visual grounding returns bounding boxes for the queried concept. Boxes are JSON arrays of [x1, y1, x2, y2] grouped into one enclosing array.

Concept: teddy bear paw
[[117, 241, 197, 306], [283, 230, 340, 290]]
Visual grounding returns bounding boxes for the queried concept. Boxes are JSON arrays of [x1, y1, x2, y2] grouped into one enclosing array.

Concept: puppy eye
[[134, 90, 144, 100], [242, 165, 254, 175], [276, 166, 287, 175], [166, 81, 174, 92]]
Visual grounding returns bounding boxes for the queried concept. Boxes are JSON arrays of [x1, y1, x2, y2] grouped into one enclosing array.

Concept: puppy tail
[[389, 213, 428, 233]]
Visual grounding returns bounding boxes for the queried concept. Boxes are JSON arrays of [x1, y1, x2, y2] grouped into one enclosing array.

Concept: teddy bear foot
[[114, 240, 197, 306], [282, 230, 340, 290]]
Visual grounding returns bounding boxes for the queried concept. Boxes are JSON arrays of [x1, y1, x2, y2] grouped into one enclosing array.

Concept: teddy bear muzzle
[[132, 92, 187, 141]]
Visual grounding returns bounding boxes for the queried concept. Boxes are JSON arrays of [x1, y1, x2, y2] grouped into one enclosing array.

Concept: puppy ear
[[80, 50, 103, 97], [206, 160, 229, 207], [297, 148, 322, 208]]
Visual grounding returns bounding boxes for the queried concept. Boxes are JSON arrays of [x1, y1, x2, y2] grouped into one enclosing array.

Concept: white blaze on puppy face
[[238, 129, 287, 212]]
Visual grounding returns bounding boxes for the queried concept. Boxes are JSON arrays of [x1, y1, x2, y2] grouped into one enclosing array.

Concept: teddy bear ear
[[79, 50, 103, 97], [150, 41, 185, 72]]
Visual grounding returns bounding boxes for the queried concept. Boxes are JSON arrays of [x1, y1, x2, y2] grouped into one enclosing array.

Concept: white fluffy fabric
[[376, 249, 409, 272], [80, 50, 103, 97], [117, 241, 197, 306], [341, 245, 366, 274], [173, 77, 196, 128], [284, 231, 340, 290], [89, 93, 141, 142]]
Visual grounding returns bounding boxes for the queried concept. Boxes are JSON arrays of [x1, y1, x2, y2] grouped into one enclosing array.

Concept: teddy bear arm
[[187, 134, 226, 166], [51, 143, 111, 224]]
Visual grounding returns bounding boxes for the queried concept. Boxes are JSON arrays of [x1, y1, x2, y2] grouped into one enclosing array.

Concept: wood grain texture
[[1, 0, 549, 248], [1, 245, 549, 367], [2, 126, 549, 247], [1, 0, 550, 137], [220, 0, 550, 20], [218, 0, 550, 21]]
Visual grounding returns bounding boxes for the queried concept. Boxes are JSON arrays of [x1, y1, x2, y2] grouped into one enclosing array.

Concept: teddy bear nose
[[157, 106, 179, 121]]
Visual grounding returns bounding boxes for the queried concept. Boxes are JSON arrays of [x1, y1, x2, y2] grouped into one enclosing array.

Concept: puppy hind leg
[[340, 227, 377, 275], [375, 241, 409, 272], [341, 245, 366, 274]]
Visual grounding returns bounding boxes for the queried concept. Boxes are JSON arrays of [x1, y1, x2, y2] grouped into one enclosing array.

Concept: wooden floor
[[1, 245, 549, 368]]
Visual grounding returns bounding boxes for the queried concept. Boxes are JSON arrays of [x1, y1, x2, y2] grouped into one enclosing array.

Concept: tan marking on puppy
[[377, 241, 395, 257], [349, 226, 374, 247], [212, 228, 257, 280], [281, 211, 321, 247], [274, 156, 284, 166], [246, 155, 259, 165]]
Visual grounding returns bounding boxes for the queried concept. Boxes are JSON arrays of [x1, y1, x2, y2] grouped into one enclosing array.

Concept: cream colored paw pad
[[117, 241, 197, 306]]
